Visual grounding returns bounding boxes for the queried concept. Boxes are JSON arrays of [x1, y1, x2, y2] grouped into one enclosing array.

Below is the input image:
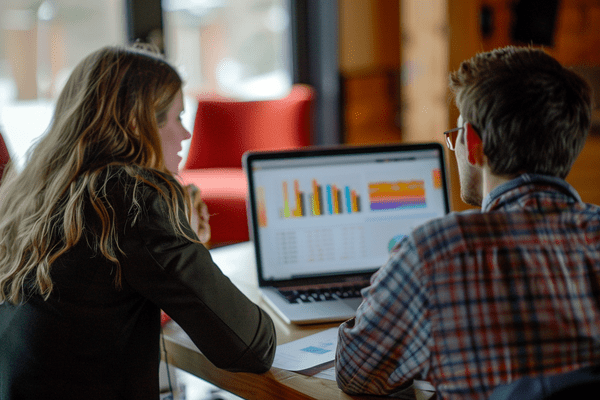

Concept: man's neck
[[482, 166, 514, 201]]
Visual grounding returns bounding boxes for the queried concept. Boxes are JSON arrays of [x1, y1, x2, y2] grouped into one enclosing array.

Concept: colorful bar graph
[[368, 180, 426, 211], [281, 180, 306, 218], [281, 179, 361, 218], [326, 184, 349, 215]]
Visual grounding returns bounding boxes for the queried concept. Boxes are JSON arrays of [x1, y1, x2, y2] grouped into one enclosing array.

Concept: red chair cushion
[[178, 169, 249, 246], [184, 85, 314, 170], [0, 133, 10, 183], [179, 85, 314, 246]]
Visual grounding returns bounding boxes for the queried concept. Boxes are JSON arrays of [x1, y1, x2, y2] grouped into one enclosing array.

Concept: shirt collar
[[481, 173, 582, 212]]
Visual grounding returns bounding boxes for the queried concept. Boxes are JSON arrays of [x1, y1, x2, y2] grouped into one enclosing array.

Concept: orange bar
[[312, 179, 321, 216], [293, 180, 302, 217], [332, 185, 339, 214], [351, 190, 358, 212]]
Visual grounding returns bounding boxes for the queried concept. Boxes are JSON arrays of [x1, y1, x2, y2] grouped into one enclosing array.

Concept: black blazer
[[0, 168, 276, 399]]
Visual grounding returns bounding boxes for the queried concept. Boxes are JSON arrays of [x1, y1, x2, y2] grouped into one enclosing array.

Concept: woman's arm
[[121, 182, 276, 373]]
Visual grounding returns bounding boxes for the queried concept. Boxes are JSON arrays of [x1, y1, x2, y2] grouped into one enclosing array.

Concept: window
[[0, 0, 293, 169], [162, 0, 292, 100], [0, 0, 127, 168]]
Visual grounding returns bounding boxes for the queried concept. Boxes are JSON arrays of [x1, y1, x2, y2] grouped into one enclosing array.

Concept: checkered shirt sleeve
[[335, 236, 431, 395]]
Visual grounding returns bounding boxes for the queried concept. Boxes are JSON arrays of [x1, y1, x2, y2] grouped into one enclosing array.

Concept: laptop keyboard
[[278, 284, 366, 304]]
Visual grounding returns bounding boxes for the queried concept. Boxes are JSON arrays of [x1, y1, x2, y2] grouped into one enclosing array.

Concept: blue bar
[[345, 186, 352, 213]]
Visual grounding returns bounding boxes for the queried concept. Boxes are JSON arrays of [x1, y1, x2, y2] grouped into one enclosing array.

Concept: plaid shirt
[[336, 174, 600, 400]]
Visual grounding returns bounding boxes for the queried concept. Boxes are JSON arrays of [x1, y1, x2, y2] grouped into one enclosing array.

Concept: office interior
[[1, 0, 600, 398]]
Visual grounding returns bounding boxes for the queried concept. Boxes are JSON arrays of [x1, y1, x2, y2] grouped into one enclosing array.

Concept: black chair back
[[489, 365, 600, 400]]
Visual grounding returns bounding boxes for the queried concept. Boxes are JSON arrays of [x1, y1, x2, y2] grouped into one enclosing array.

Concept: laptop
[[243, 143, 450, 325]]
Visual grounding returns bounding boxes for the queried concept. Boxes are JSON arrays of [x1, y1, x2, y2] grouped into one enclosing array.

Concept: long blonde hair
[[0, 46, 195, 304]]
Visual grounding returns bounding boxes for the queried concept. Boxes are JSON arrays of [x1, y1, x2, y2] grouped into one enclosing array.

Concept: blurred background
[[2, 0, 600, 214], [2, 0, 599, 217], [2, 0, 600, 398], [0, 0, 295, 172]]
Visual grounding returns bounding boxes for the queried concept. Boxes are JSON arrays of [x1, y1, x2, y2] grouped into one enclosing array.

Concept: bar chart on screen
[[279, 179, 362, 218]]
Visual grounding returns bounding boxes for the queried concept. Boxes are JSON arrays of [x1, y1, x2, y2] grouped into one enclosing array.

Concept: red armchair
[[0, 131, 10, 183], [178, 84, 315, 247]]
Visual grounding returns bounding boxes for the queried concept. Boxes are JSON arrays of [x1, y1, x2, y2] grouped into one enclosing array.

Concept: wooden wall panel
[[445, 0, 600, 211], [340, 0, 600, 209], [400, 0, 449, 144], [447, 0, 481, 211], [479, 0, 600, 66], [549, 1, 600, 65], [339, 0, 401, 145]]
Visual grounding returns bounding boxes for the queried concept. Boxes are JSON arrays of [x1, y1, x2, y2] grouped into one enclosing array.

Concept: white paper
[[272, 327, 338, 371]]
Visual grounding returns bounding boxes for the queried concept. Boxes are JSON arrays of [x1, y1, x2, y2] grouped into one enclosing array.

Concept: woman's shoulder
[[100, 165, 181, 194], [91, 165, 184, 216], [98, 166, 192, 238]]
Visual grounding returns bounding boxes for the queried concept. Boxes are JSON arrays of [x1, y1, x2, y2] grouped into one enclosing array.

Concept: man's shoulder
[[412, 209, 483, 236], [405, 211, 482, 256], [408, 209, 527, 253], [410, 203, 600, 251], [576, 201, 600, 213]]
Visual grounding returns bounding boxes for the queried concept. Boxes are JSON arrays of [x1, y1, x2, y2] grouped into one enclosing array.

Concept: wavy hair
[[0, 45, 196, 304]]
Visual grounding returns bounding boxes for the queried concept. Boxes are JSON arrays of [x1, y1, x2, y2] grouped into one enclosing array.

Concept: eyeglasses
[[443, 126, 463, 151]]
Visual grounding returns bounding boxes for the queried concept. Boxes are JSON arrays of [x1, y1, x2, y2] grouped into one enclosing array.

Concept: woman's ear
[[465, 123, 484, 166]]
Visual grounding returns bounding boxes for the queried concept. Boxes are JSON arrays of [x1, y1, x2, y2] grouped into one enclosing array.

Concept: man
[[335, 46, 600, 400]]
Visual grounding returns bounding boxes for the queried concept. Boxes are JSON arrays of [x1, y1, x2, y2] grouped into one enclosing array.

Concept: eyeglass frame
[[443, 126, 463, 151], [443, 122, 482, 151]]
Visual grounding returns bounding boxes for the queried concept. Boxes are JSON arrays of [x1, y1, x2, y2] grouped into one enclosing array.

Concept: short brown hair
[[450, 46, 592, 179]]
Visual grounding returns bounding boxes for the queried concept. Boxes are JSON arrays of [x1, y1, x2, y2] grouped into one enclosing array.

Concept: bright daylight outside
[[0, 0, 292, 171]]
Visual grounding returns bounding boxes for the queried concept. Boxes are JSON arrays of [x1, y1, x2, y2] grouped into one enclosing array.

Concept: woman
[[0, 46, 276, 399]]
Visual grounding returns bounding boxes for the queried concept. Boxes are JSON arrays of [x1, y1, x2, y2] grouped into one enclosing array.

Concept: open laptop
[[243, 143, 450, 325]]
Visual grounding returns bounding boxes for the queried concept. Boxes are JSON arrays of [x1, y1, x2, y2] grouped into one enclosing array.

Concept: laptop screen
[[244, 143, 450, 285]]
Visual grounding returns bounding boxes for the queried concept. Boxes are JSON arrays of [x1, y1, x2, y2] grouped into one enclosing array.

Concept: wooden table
[[161, 242, 431, 400]]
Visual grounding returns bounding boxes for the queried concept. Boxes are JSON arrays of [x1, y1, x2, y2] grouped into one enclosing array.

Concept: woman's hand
[[185, 184, 211, 244]]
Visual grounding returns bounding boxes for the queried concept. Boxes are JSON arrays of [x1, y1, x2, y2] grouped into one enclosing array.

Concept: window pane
[[0, 0, 127, 168], [163, 0, 292, 100], [0, 0, 293, 169]]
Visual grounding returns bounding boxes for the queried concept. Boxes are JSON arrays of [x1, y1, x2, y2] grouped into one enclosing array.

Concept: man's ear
[[465, 123, 484, 166]]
